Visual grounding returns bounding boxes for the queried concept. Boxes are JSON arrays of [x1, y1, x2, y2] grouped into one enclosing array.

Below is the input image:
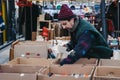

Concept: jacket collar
[[69, 16, 80, 32]]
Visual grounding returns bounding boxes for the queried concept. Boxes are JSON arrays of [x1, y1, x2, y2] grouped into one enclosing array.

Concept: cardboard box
[[99, 59, 120, 66], [54, 58, 98, 66], [7, 57, 57, 66], [11, 40, 19, 48], [10, 40, 49, 60], [13, 41, 48, 59], [15, 40, 48, 45], [9, 48, 14, 61], [11, 40, 49, 47], [0, 64, 40, 80], [38, 65, 94, 80], [93, 66, 120, 80], [32, 32, 37, 41], [74, 58, 98, 66]]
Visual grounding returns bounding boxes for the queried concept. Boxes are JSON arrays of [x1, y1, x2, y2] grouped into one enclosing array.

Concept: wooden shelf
[[37, 29, 42, 31], [37, 20, 52, 36]]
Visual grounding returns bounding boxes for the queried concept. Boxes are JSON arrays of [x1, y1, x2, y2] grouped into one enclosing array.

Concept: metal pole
[[6, 0, 11, 41], [43, 0, 44, 7], [0, 0, 3, 45], [101, 0, 107, 40], [118, 0, 120, 32]]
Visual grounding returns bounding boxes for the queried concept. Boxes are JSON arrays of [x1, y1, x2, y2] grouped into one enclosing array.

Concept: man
[[107, 0, 118, 32], [58, 4, 113, 65]]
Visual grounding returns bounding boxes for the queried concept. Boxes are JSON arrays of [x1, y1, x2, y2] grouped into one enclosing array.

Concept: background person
[[107, 0, 118, 33]]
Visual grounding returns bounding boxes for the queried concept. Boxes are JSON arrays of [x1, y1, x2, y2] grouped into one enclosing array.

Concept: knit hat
[[58, 4, 75, 21]]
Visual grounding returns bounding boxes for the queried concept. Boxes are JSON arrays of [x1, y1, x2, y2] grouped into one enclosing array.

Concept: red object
[[107, 19, 114, 33], [16, 0, 32, 7], [36, 53, 40, 56], [42, 27, 49, 37], [26, 52, 30, 55]]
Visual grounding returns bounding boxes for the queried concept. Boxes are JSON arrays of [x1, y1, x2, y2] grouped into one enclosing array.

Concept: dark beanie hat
[[58, 4, 75, 21]]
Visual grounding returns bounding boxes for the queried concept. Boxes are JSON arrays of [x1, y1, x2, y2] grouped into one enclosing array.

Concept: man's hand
[[59, 50, 81, 66], [60, 55, 75, 66]]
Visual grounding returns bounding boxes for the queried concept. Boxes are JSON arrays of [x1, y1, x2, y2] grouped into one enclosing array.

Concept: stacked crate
[[93, 59, 120, 80], [9, 40, 48, 60]]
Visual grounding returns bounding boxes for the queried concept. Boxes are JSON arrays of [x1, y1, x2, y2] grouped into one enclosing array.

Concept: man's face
[[60, 18, 74, 30], [114, 0, 118, 5]]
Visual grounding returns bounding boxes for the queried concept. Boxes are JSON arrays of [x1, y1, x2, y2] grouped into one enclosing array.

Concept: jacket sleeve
[[73, 30, 96, 57], [59, 30, 96, 65]]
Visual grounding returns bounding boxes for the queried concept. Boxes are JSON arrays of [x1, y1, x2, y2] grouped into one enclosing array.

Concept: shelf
[[37, 20, 52, 37], [37, 29, 42, 31]]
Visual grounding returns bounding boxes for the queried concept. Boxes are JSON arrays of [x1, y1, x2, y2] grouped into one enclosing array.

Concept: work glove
[[60, 50, 80, 66], [60, 55, 75, 66]]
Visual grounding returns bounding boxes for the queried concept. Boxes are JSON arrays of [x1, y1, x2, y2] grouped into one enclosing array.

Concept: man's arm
[[60, 30, 96, 65]]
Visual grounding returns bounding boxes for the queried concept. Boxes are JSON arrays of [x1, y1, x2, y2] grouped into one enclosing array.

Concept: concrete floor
[[0, 45, 10, 64], [0, 37, 25, 64]]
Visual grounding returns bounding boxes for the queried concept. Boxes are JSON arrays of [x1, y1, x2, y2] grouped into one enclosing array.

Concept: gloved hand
[[60, 55, 76, 66], [60, 50, 80, 66]]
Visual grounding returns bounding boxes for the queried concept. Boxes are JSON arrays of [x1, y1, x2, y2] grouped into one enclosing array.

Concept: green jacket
[[69, 18, 113, 59]]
